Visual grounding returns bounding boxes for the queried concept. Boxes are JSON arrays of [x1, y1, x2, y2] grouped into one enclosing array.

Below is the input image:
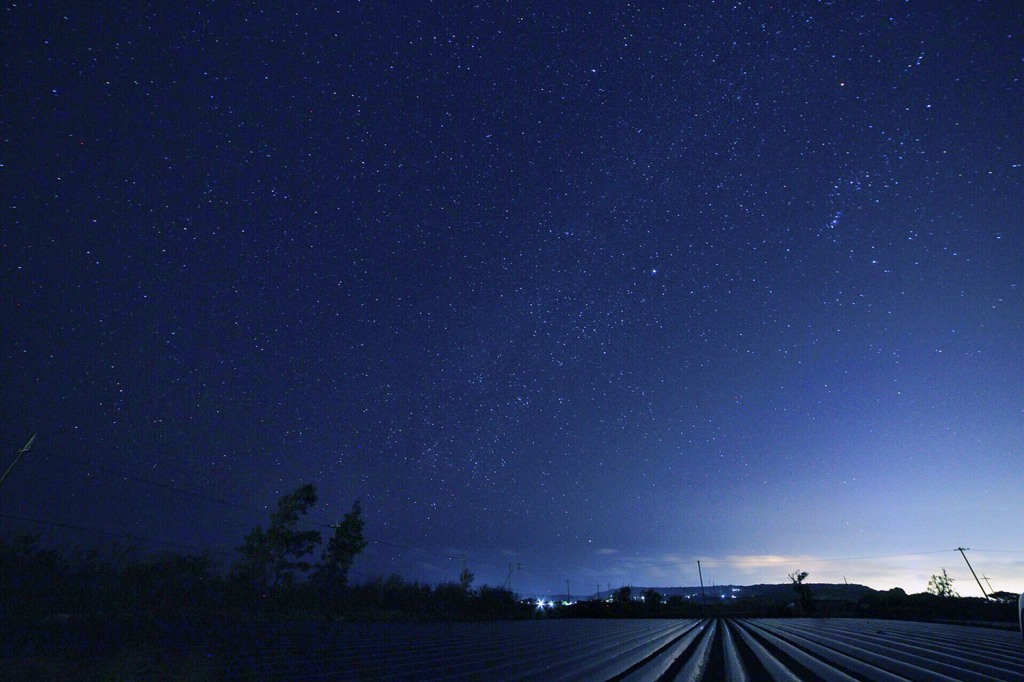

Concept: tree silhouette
[[927, 568, 958, 597], [788, 570, 814, 613], [458, 566, 475, 592], [236, 483, 321, 589], [642, 588, 662, 613], [613, 585, 632, 604], [314, 499, 367, 590]]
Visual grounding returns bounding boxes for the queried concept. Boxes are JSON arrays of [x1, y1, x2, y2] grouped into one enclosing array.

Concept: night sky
[[3, 2, 1022, 598]]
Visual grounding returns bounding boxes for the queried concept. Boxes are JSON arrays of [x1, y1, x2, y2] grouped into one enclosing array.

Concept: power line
[[0, 511, 226, 554], [367, 538, 461, 561], [16, 450, 1024, 590], [17, 449, 485, 566], [42, 450, 561, 573], [36, 449, 470, 561], [0, 511, 469, 569], [7, 509, 1022, 599], [825, 549, 958, 562], [38, 449, 276, 517], [707, 549, 955, 567]]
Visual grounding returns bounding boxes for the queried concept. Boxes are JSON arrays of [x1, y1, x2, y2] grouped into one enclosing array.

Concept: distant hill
[[569, 583, 875, 604]]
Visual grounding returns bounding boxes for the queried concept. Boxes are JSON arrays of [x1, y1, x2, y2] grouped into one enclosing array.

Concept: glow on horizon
[[405, 549, 1024, 598]]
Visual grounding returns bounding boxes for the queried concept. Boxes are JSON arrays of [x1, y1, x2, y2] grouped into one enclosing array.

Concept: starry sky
[[3, 2, 1022, 598]]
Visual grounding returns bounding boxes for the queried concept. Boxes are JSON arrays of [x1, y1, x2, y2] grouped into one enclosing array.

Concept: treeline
[[550, 584, 1018, 623], [0, 531, 523, 679], [0, 483, 526, 628], [0, 535, 522, 623], [857, 587, 1018, 623]]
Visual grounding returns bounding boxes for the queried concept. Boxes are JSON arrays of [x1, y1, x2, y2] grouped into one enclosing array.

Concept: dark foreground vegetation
[[1, 483, 528, 678]]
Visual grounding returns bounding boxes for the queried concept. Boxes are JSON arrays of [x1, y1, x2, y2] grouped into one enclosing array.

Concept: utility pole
[[981, 575, 994, 594], [566, 580, 570, 603], [597, 584, 601, 601], [956, 547, 989, 600], [697, 560, 707, 618], [503, 563, 520, 591], [0, 434, 37, 490]]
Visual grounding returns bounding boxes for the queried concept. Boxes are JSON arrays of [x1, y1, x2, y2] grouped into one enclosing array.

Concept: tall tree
[[236, 483, 321, 589], [642, 587, 662, 613], [927, 568, 958, 597], [315, 500, 367, 590], [788, 570, 815, 613], [458, 566, 475, 593]]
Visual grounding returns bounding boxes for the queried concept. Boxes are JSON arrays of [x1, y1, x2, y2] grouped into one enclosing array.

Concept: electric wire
[[6, 446, 1022, 593]]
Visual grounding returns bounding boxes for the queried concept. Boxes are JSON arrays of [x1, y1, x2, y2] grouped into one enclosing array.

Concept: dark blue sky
[[3, 2, 1022, 596]]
